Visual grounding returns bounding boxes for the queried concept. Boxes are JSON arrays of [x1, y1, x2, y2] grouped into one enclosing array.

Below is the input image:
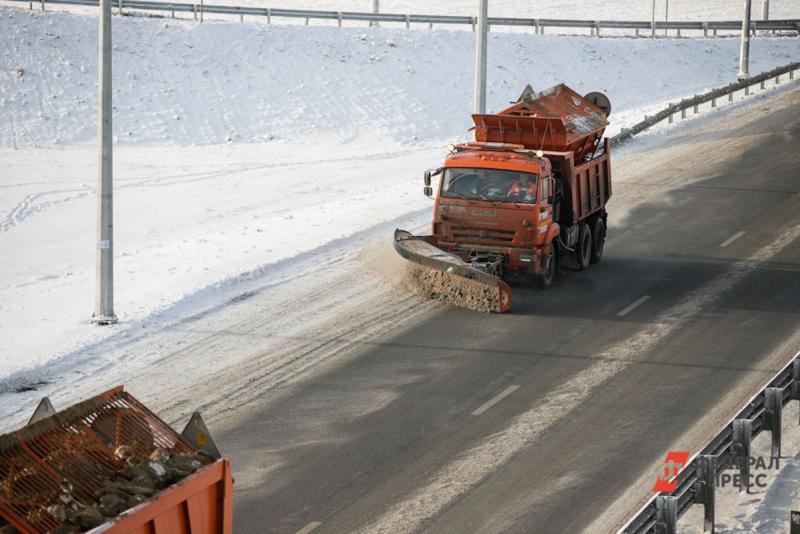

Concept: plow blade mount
[[394, 229, 512, 313]]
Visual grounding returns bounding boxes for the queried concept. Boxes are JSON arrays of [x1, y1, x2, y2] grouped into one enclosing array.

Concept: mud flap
[[393, 229, 512, 313]]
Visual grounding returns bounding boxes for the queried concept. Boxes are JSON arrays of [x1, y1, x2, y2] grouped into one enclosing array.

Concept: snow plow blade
[[394, 229, 512, 313]]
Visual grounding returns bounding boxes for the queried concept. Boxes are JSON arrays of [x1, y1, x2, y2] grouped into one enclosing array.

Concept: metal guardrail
[[621, 348, 800, 533], [610, 61, 800, 145], [4, 0, 800, 36]]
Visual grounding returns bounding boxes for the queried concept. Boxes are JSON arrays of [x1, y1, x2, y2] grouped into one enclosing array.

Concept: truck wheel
[[575, 224, 592, 270], [536, 243, 556, 289], [590, 219, 606, 264]]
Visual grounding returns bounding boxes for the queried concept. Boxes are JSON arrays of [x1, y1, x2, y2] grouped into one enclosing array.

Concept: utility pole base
[[91, 314, 118, 325]]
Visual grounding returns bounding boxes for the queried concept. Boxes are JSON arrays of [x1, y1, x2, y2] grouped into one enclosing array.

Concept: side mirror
[[423, 186, 433, 198], [548, 177, 560, 204], [424, 170, 432, 187]]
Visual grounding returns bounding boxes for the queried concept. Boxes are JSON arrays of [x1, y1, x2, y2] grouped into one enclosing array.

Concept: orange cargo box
[[94, 459, 232, 534], [0, 387, 232, 534]]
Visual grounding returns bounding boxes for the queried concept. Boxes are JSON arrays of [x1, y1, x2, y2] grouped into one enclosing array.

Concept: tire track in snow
[[0, 188, 91, 233]]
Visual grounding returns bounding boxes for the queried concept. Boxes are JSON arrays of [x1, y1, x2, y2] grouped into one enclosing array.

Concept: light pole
[[93, 0, 116, 325], [664, 0, 669, 36], [738, 0, 752, 80], [371, 0, 379, 27], [651, 0, 656, 38], [761, 0, 769, 20], [473, 0, 488, 114]]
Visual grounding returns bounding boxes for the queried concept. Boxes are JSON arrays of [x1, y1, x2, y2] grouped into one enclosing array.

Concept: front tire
[[590, 219, 606, 264], [575, 224, 592, 270], [536, 242, 556, 289]]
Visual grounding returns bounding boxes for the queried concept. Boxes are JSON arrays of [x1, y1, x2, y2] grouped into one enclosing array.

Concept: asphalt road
[[222, 87, 800, 533]]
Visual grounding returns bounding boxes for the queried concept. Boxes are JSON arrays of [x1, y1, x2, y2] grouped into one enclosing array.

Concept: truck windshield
[[441, 168, 538, 204]]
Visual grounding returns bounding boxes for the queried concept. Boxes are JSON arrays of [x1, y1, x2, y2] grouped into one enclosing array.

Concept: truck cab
[[428, 143, 560, 284]]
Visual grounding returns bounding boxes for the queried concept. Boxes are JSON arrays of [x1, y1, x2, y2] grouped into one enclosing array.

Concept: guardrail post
[[594, 21, 600, 37], [266, 7, 271, 24], [655, 495, 678, 534], [192, 4, 196, 20], [711, 96, 716, 108], [471, 16, 476, 31], [405, 14, 410, 29], [199, 0, 203, 23], [765, 387, 783, 458], [745, 84, 750, 96], [429, 22, 433, 29], [728, 89, 734, 102], [636, 28, 640, 37], [732, 418, 752, 493], [337, 11, 342, 27], [693, 101, 699, 114], [305, 17, 309, 25], [677, 28, 681, 37], [793, 359, 800, 423], [713, 28, 718, 36], [760, 79, 765, 89], [240, 13, 243, 22], [171, 9, 174, 17], [681, 108, 687, 119], [40, 0, 44, 11], [791, 510, 800, 534], [775, 74, 780, 85], [694, 455, 716, 533], [534, 19, 539, 34], [117, 0, 122, 16], [703, 22, 709, 37]]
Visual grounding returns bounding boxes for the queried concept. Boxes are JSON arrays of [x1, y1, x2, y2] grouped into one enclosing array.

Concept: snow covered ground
[[0, 5, 798, 396]]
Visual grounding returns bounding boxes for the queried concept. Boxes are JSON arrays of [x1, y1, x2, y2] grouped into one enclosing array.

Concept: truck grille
[[451, 226, 516, 244]]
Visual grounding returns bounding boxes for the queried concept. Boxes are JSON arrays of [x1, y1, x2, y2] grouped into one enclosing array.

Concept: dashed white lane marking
[[720, 231, 746, 248], [617, 295, 652, 317], [359, 222, 800, 534], [471, 385, 520, 416], [296, 522, 322, 534]]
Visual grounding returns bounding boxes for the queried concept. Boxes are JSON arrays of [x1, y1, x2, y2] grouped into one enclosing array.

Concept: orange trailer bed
[[95, 458, 233, 534]]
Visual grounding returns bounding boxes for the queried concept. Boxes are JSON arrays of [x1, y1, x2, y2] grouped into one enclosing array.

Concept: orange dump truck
[[395, 83, 612, 312], [0, 387, 232, 534]]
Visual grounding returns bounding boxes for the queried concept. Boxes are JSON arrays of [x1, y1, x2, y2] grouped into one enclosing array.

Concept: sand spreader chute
[[393, 229, 512, 313]]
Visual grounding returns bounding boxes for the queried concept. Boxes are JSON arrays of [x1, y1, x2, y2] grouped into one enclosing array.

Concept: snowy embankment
[[0, 5, 798, 389]]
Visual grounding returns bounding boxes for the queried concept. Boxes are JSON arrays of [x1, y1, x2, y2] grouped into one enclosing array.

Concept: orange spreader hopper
[[472, 83, 609, 161]]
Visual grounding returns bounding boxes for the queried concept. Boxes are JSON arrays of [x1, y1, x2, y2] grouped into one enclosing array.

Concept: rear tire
[[575, 223, 592, 270], [536, 243, 556, 289], [590, 219, 606, 264]]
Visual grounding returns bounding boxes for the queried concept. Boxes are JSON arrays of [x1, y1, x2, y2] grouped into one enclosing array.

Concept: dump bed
[[0, 387, 232, 534], [472, 84, 609, 161]]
